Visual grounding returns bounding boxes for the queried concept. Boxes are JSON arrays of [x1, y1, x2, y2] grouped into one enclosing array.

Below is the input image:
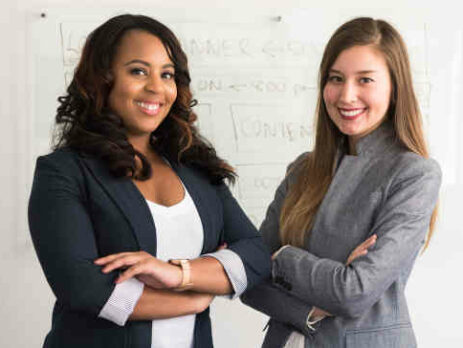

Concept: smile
[[135, 101, 161, 115], [338, 108, 366, 120]]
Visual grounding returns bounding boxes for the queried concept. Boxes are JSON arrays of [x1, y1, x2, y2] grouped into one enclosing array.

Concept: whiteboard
[[27, 9, 460, 228], [22, 7, 463, 348]]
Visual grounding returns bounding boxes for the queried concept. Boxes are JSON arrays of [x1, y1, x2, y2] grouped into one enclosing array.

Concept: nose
[[339, 81, 358, 103], [144, 74, 164, 94]]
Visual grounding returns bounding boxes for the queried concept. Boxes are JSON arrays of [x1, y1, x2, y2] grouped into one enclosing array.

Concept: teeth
[[339, 109, 364, 117], [136, 101, 160, 111]]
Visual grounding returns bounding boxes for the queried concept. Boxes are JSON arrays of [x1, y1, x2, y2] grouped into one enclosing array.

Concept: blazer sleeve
[[272, 157, 442, 318], [241, 154, 316, 335], [215, 183, 272, 290], [28, 155, 116, 317]]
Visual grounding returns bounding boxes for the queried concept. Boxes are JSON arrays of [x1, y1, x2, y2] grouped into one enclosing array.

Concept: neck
[[347, 118, 390, 155], [347, 136, 358, 155]]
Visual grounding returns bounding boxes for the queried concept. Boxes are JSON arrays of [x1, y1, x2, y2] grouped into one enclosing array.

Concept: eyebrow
[[123, 59, 175, 69], [329, 69, 377, 75]]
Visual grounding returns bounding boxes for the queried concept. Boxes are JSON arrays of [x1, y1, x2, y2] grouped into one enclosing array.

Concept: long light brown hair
[[280, 17, 437, 250]]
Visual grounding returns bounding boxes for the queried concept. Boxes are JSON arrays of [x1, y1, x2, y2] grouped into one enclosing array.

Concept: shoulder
[[265, 152, 310, 201], [380, 150, 442, 211], [36, 147, 78, 166], [37, 147, 80, 165], [34, 148, 87, 181], [386, 149, 442, 185], [30, 149, 91, 199], [287, 152, 310, 171], [285, 151, 310, 184]]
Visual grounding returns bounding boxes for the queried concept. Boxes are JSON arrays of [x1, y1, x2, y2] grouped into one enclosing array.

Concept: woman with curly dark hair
[[28, 14, 271, 348]]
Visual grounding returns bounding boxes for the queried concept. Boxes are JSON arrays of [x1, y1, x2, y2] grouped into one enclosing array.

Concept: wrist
[[168, 259, 194, 291], [172, 264, 183, 288], [306, 306, 326, 331]]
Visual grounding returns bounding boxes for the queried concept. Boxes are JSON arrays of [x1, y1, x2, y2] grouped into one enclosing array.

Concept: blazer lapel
[[80, 155, 157, 256]]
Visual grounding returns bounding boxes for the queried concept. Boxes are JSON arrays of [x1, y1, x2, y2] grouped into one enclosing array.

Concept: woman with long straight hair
[[28, 14, 270, 348], [242, 17, 441, 348]]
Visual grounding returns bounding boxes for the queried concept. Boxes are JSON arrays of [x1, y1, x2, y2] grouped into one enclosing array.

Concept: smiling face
[[108, 30, 177, 145], [323, 45, 392, 146]]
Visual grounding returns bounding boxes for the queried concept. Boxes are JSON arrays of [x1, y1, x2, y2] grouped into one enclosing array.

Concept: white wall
[[1, 1, 462, 347]]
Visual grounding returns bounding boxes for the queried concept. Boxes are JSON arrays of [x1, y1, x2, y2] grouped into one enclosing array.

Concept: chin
[[336, 124, 358, 137]]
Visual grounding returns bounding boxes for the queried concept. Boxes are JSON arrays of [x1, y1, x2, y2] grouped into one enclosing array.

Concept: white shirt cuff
[[98, 277, 144, 326], [203, 249, 248, 299]]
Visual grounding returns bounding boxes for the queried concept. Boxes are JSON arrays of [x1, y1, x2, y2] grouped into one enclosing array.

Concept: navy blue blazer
[[28, 149, 271, 348]]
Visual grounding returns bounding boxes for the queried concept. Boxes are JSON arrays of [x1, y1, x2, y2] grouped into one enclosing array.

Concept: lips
[[135, 101, 161, 115], [338, 108, 366, 120]]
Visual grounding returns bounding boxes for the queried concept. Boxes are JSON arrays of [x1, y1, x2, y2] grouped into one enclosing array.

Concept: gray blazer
[[241, 122, 442, 348]]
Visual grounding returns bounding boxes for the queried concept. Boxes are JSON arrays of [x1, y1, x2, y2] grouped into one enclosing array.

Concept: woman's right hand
[[95, 251, 184, 289], [346, 234, 377, 265]]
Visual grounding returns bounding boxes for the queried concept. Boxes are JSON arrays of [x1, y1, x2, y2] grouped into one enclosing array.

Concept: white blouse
[[147, 186, 203, 348]]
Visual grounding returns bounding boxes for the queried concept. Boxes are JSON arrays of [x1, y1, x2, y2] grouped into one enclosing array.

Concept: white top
[[147, 186, 203, 348]]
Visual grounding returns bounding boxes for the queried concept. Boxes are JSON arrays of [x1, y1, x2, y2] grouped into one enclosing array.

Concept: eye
[[162, 71, 175, 80], [327, 75, 343, 83], [129, 67, 147, 76], [360, 77, 374, 84]]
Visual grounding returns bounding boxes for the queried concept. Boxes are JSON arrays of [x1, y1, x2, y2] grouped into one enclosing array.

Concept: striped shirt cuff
[[203, 249, 248, 299], [98, 277, 144, 326]]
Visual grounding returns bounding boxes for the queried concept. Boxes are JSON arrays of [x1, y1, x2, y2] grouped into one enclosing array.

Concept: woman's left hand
[[94, 251, 183, 289]]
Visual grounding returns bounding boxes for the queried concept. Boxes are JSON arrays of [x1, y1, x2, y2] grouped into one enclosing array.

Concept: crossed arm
[[29, 155, 269, 325], [241, 233, 377, 334], [94, 248, 233, 322], [242, 156, 441, 332]]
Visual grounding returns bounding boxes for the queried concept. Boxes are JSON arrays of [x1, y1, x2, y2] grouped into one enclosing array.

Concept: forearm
[[130, 287, 209, 320], [272, 243, 417, 318], [189, 256, 233, 295], [241, 278, 314, 335], [272, 246, 364, 317]]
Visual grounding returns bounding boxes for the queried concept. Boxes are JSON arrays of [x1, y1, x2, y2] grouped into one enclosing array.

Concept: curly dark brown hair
[[54, 14, 235, 184]]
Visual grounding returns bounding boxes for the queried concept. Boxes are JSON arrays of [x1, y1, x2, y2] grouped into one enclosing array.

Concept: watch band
[[169, 259, 193, 291]]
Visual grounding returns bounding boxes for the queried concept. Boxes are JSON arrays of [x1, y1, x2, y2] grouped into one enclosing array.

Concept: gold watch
[[168, 259, 193, 291]]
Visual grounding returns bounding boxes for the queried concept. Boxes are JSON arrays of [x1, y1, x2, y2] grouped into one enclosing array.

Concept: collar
[[343, 120, 396, 157]]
